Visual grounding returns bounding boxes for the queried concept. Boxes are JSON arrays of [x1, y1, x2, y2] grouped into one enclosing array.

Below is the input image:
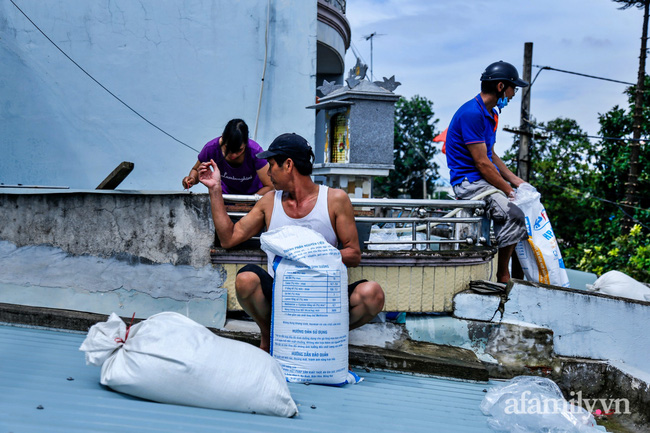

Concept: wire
[[9, 0, 199, 153], [525, 119, 649, 143], [254, 0, 271, 141], [532, 65, 636, 86], [349, 40, 369, 71]]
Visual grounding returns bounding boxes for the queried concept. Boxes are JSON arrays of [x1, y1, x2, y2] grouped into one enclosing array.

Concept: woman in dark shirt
[[182, 119, 273, 195]]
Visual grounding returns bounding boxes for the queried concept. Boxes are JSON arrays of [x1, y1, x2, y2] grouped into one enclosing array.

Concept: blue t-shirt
[[446, 94, 500, 186]]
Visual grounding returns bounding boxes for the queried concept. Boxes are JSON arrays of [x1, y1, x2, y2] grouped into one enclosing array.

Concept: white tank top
[[268, 185, 338, 247]]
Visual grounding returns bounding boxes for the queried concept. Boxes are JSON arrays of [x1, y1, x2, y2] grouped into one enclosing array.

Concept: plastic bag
[[260, 226, 351, 385], [368, 223, 427, 251], [588, 270, 650, 302], [79, 312, 298, 417], [481, 376, 601, 433], [513, 184, 570, 287]]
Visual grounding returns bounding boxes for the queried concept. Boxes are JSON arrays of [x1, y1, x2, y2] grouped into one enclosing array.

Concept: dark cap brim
[[513, 78, 529, 87], [256, 150, 278, 160]]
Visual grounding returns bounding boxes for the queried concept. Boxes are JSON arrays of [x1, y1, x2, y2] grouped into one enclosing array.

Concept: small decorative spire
[[346, 58, 368, 88], [374, 75, 401, 92], [317, 79, 343, 96]]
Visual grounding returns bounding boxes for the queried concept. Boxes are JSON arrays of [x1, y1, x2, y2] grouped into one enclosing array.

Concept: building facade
[[0, 0, 350, 190]]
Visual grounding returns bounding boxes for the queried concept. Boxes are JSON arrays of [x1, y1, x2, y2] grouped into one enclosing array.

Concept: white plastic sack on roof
[[513, 183, 570, 287], [261, 226, 351, 385], [588, 270, 650, 302], [79, 312, 297, 417], [480, 376, 601, 433]]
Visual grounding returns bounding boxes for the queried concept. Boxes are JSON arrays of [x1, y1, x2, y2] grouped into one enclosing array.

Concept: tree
[[374, 95, 440, 198], [612, 0, 650, 229], [593, 75, 650, 230], [578, 224, 650, 282], [503, 78, 650, 280]]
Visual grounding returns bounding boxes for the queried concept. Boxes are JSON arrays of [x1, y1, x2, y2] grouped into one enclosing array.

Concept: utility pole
[[518, 42, 533, 182], [623, 0, 649, 230]]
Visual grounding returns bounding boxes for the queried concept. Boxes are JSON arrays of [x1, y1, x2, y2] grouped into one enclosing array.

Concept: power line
[[525, 119, 649, 143], [9, 0, 199, 153], [532, 65, 636, 86]]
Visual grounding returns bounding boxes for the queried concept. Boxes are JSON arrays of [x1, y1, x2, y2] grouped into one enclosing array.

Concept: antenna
[[363, 32, 385, 81]]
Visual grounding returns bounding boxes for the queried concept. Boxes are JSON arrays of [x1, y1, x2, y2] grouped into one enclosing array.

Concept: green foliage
[[502, 77, 650, 282], [595, 75, 650, 215], [578, 225, 650, 282], [503, 118, 599, 253], [374, 95, 440, 198]]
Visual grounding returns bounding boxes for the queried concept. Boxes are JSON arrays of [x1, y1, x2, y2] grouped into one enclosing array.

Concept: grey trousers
[[453, 178, 528, 248]]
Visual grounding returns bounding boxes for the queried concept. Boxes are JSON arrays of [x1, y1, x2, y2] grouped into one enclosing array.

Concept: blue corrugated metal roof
[[0, 323, 493, 432]]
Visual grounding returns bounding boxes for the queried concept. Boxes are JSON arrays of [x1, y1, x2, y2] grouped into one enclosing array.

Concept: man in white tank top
[[199, 133, 385, 352]]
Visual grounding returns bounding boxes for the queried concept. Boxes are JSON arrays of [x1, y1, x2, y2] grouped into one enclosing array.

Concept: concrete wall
[[0, 189, 228, 328], [0, 189, 214, 266], [454, 281, 650, 377], [1, 0, 317, 190]]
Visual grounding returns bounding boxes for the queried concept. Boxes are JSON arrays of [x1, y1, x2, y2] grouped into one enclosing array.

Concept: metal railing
[[222, 194, 490, 251]]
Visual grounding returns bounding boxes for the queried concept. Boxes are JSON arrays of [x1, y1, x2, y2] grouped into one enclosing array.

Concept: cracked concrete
[[0, 191, 215, 267], [0, 190, 227, 326], [454, 281, 650, 376]]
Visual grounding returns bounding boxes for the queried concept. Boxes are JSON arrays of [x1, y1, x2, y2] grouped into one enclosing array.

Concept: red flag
[[433, 128, 448, 154]]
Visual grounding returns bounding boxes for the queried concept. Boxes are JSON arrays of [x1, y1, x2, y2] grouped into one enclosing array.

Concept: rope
[[9, 0, 199, 153]]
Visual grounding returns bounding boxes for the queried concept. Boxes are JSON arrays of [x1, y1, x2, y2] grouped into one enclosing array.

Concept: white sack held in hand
[[261, 226, 350, 385], [79, 312, 298, 417], [513, 183, 570, 287]]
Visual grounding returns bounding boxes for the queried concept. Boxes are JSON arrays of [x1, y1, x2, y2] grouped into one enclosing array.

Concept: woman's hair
[[221, 119, 249, 155]]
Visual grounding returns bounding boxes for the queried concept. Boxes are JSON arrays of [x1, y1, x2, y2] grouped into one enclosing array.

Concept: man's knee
[[235, 271, 261, 299], [353, 281, 385, 313], [509, 202, 526, 226]]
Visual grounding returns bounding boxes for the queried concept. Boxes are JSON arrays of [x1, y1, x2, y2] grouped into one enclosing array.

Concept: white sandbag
[[79, 312, 297, 417], [513, 183, 570, 287], [261, 226, 349, 385], [588, 270, 650, 302]]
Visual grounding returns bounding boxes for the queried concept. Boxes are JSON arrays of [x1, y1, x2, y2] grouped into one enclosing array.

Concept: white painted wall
[[0, 0, 317, 190], [454, 282, 650, 378]]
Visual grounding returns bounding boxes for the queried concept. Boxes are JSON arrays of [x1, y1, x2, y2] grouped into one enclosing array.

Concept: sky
[[343, 0, 645, 182]]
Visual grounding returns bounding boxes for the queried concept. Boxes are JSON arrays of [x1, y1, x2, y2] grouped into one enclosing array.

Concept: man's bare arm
[[466, 142, 516, 196], [198, 160, 268, 248], [329, 188, 361, 267], [492, 153, 525, 188]]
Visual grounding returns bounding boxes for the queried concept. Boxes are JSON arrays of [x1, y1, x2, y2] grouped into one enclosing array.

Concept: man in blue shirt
[[446, 61, 530, 283]]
